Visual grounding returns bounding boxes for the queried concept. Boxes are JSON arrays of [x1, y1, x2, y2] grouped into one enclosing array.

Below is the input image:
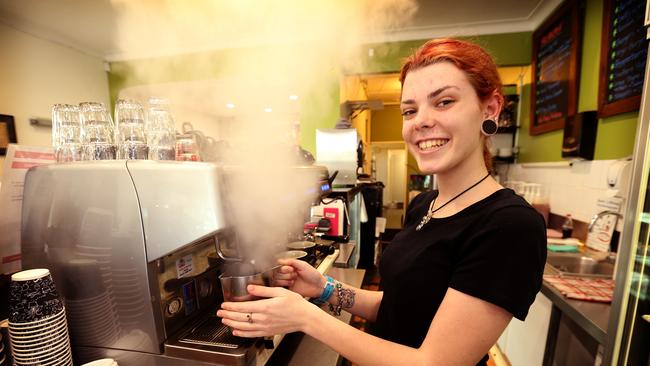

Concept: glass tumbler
[[115, 99, 148, 160], [175, 133, 201, 161], [145, 97, 176, 160], [79, 102, 116, 160], [51, 104, 83, 162]]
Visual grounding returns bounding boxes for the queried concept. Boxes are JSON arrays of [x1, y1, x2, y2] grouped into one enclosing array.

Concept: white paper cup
[[10, 328, 67, 349], [14, 342, 71, 365], [42, 351, 72, 366], [11, 268, 50, 282], [9, 317, 66, 338], [11, 334, 69, 358], [82, 358, 118, 366]]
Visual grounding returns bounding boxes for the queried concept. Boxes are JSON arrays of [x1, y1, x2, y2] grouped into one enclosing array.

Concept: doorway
[[370, 142, 406, 229]]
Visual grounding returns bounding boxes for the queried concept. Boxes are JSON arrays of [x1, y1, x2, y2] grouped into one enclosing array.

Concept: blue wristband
[[313, 276, 335, 305]]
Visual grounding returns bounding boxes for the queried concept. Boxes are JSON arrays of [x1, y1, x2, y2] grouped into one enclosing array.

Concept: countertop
[[266, 267, 366, 366], [333, 243, 355, 268], [541, 264, 611, 344]]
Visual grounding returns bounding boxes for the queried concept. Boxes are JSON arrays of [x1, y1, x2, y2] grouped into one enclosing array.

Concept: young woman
[[217, 38, 547, 366]]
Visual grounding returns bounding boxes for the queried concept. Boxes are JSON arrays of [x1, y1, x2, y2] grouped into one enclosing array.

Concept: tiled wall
[[497, 159, 633, 230]]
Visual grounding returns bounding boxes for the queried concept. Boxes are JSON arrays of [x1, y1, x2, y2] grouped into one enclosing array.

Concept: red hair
[[400, 38, 503, 171]]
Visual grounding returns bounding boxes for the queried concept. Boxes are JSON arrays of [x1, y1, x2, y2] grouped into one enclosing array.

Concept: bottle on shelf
[[562, 214, 574, 239]]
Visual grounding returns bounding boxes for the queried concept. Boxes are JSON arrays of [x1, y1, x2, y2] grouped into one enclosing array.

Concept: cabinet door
[[497, 324, 509, 351], [503, 293, 553, 366]]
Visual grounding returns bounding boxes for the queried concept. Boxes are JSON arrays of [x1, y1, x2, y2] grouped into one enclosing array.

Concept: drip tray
[[165, 316, 258, 366], [180, 317, 240, 348]]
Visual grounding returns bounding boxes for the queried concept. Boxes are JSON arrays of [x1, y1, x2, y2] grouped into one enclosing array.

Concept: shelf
[[496, 126, 518, 134], [493, 156, 515, 164]]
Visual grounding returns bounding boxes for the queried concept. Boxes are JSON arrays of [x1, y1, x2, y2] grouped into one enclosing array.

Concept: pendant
[[416, 214, 431, 231]]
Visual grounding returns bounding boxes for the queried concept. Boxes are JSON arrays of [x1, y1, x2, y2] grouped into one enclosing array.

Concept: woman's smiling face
[[400, 61, 487, 175]]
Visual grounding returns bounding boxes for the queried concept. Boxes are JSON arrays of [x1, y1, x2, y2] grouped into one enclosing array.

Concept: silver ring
[[247, 312, 253, 323]]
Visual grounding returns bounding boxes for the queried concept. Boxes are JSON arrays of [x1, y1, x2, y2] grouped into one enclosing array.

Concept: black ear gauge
[[481, 119, 498, 136]]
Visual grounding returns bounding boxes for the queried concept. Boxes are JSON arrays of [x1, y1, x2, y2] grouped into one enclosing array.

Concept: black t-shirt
[[371, 188, 547, 365]]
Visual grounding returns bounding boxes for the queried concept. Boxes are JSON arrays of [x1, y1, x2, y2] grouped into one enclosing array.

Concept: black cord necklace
[[416, 172, 491, 231]]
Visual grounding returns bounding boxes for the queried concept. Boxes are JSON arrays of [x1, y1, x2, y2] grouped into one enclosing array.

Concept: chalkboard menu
[[530, 0, 581, 135], [598, 0, 648, 118]]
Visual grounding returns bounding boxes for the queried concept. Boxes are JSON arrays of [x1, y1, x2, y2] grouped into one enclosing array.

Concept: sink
[[546, 252, 615, 278]]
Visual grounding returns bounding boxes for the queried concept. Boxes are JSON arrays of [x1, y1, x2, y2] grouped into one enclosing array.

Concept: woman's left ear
[[481, 92, 503, 136]]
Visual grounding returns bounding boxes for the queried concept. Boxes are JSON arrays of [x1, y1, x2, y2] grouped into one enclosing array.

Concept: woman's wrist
[[301, 298, 325, 334], [311, 275, 336, 305]]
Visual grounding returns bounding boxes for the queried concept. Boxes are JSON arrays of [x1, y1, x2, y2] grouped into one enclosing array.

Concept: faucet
[[588, 210, 623, 232]]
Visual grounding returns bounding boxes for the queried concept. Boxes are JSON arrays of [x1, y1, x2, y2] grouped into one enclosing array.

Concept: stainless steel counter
[[541, 265, 611, 344], [266, 267, 366, 366]]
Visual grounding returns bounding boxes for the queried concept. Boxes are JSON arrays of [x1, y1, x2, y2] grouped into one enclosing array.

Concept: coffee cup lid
[[11, 268, 50, 281]]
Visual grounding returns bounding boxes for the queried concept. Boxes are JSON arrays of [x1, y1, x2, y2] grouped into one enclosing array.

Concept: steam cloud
[[111, 0, 417, 268]]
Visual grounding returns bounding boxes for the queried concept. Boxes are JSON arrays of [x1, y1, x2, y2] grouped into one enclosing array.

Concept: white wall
[[0, 22, 110, 177], [498, 159, 632, 230]]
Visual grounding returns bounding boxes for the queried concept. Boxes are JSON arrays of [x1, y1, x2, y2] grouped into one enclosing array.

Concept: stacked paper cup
[[63, 259, 120, 346], [0, 329, 7, 365], [8, 269, 73, 365]]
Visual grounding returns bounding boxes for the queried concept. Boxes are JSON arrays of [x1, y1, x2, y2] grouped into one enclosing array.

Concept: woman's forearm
[[325, 283, 383, 322], [303, 309, 425, 366]]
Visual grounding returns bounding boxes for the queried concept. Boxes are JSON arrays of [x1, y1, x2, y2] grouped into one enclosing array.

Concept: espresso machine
[[20, 160, 329, 366]]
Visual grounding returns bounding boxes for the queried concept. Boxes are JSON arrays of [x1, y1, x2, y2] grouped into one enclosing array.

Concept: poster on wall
[[0, 114, 18, 155], [598, 0, 648, 118], [530, 0, 581, 135], [0, 144, 55, 274]]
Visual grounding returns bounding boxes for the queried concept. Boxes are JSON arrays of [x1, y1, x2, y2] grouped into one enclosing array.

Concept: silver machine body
[[20, 160, 328, 365]]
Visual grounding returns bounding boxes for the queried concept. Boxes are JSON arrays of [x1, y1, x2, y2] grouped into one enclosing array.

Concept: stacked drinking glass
[[115, 99, 148, 160], [79, 102, 116, 160], [8, 269, 73, 366], [145, 97, 176, 160], [52, 104, 83, 162], [52, 98, 180, 162]]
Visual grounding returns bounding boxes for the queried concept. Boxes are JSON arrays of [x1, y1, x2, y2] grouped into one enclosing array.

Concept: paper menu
[[0, 144, 55, 274], [586, 196, 624, 253]]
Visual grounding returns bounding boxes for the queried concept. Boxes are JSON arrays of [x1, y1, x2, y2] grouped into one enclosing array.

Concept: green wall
[[518, 0, 638, 162], [348, 32, 532, 75]]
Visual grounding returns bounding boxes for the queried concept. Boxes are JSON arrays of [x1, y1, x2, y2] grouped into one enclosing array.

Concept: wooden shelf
[[496, 126, 518, 134], [493, 155, 515, 164]]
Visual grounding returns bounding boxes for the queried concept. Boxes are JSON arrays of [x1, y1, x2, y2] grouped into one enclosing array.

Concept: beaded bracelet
[[328, 281, 355, 316], [328, 282, 344, 316]]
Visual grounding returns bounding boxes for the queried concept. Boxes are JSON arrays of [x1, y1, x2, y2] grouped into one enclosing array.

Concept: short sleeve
[[448, 205, 547, 320]]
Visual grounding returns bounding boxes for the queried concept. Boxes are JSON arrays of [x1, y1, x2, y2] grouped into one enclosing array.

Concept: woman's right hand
[[275, 258, 326, 298]]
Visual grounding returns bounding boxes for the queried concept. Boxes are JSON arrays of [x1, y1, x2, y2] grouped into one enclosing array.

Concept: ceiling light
[[264, 107, 273, 113], [225, 103, 235, 109], [289, 95, 299, 101]]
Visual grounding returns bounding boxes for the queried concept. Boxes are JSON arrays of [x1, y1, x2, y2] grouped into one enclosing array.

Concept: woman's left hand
[[216, 284, 317, 337]]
